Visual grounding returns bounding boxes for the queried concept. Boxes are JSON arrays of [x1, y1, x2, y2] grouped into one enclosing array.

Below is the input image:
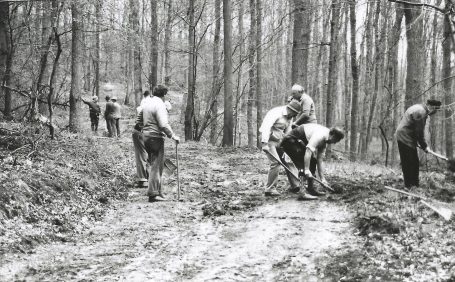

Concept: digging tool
[[264, 149, 334, 192], [175, 141, 181, 201], [428, 150, 449, 161], [384, 186, 453, 221], [163, 158, 177, 177]]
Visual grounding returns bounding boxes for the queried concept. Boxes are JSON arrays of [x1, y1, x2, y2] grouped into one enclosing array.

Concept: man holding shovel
[[260, 99, 305, 197], [281, 124, 344, 200], [135, 85, 180, 202], [396, 99, 442, 188]]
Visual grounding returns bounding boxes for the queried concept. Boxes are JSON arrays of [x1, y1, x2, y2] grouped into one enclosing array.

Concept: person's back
[[141, 96, 170, 137], [396, 104, 427, 148], [111, 101, 122, 119]]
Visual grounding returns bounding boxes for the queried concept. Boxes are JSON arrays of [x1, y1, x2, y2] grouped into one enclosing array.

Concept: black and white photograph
[[0, 0, 454, 281]]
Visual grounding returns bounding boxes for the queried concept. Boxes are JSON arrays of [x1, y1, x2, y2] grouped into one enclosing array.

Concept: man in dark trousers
[[104, 95, 115, 137], [396, 99, 441, 188], [280, 124, 344, 200], [82, 96, 101, 132], [135, 85, 180, 202]]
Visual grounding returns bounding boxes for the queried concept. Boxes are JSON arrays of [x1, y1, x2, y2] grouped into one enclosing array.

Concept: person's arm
[[316, 147, 327, 182], [260, 113, 277, 144], [134, 109, 144, 131], [303, 147, 314, 178], [413, 111, 428, 150], [155, 103, 177, 140], [293, 97, 312, 126]]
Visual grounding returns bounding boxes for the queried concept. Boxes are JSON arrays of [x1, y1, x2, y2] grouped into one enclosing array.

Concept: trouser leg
[[115, 118, 121, 137], [132, 130, 148, 182], [265, 142, 281, 191], [276, 146, 300, 189], [144, 137, 165, 197], [398, 141, 419, 188]]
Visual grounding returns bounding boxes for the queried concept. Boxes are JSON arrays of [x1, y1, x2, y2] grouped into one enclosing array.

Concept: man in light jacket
[[135, 85, 180, 202]]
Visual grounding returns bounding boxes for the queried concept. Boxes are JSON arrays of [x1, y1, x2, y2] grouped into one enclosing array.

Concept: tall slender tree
[[247, 0, 256, 147], [291, 0, 310, 86], [94, 0, 101, 98], [150, 0, 158, 90], [130, 0, 142, 106], [69, 2, 83, 132], [255, 0, 263, 148], [185, 0, 195, 140], [349, 0, 359, 161], [443, 5, 453, 158], [210, 0, 221, 145], [223, 0, 234, 146], [0, 2, 11, 117], [163, 0, 173, 86]]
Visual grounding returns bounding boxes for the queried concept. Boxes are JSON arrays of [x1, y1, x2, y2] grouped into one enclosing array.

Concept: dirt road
[[0, 187, 354, 281]]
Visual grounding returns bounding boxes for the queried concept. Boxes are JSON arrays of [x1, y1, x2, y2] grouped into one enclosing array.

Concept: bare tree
[[210, 0, 221, 145], [149, 0, 158, 90], [94, 0, 101, 98], [442, 3, 453, 158], [291, 0, 310, 86], [349, 0, 359, 161], [223, 0, 234, 146], [255, 0, 263, 148], [0, 2, 11, 117], [185, 0, 195, 140], [69, 2, 84, 132], [163, 0, 173, 86], [247, 0, 256, 147], [130, 0, 142, 106]]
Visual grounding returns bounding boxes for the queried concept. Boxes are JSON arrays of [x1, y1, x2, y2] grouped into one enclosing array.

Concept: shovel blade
[[163, 158, 177, 177]]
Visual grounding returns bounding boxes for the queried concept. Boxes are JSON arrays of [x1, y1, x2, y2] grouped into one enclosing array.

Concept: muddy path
[[0, 187, 354, 281]]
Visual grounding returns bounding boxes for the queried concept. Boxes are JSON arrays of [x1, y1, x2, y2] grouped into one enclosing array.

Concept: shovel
[[163, 158, 177, 177], [264, 149, 334, 192], [384, 186, 453, 221]]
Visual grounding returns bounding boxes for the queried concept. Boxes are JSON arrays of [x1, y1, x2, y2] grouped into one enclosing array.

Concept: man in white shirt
[[260, 99, 302, 196], [280, 124, 344, 200]]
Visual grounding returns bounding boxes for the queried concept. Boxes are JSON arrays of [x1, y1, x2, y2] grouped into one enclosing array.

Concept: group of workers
[[82, 95, 122, 137], [83, 82, 441, 202]]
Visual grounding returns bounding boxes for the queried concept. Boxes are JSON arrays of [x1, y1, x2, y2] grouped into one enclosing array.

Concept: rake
[[384, 186, 453, 221]]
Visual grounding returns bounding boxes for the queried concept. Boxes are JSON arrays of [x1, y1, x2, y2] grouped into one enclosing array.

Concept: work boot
[[264, 188, 280, 197], [288, 186, 300, 193], [297, 191, 318, 201], [306, 179, 326, 196]]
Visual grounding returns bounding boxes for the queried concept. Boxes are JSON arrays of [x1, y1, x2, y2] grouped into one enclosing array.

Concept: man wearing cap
[[396, 99, 442, 188], [260, 100, 302, 196], [288, 84, 317, 126], [104, 95, 115, 137], [110, 96, 122, 137], [281, 124, 345, 200], [135, 85, 180, 202], [82, 96, 101, 132]]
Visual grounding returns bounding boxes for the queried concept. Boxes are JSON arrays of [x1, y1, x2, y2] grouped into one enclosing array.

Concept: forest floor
[[1, 88, 455, 281]]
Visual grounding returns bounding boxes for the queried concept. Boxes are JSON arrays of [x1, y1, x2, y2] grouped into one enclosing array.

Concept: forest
[[1, 0, 455, 281]]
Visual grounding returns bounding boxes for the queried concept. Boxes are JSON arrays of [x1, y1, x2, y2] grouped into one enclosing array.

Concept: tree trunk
[[69, 2, 83, 132], [255, 0, 263, 148], [343, 3, 350, 152], [149, 0, 158, 90], [223, 0, 234, 146], [365, 0, 383, 153], [349, 0, 359, 161], [443, 9, 453, 158], [389, 4, 404, 165], [291, 0, 310, 86], [185, 0, 195, 140], [0, 2, 11, 117], [247, 0, 256, 147], [403, 0, 424, 108], [130, 0, 142, 106], [325, 0, 341, 156], [234, 0, 244, 146], [209, 0, 221, 145], [429, 0, 442, 152], [94, 0, 101, 98], [164, 0, 173, 86]]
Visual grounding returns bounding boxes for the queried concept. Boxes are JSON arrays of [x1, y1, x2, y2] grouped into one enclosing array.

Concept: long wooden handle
[[384, 186, 426, 200], [175, 142, 180, 201], [264, 150, 334, 192], [428, 150, 449, 161]]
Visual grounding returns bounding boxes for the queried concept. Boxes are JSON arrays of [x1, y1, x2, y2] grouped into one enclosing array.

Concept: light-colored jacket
[[135, 96, 174, 138]]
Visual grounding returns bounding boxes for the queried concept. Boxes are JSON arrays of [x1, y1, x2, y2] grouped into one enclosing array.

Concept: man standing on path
[[260, 100, 302, 197], [82, 96, 101, 133], [289, 84, 317, 127], [110, 96, 122, 137], [396, 99, 441, 188], [132, 90, 152, 188], [135, 85, 180, 202], [280, 124, 344, 200], [104, 95, 115, 137]]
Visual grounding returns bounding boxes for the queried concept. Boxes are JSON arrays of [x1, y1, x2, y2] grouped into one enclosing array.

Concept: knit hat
[[427, 99, 442, 108], [286, 99, 301, 114]]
